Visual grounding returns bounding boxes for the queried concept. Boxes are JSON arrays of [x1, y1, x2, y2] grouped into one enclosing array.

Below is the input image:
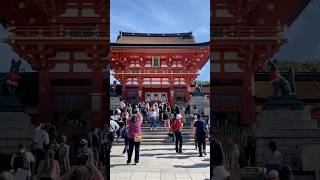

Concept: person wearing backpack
[[37, 150, 60, 180], [55, 135, 70, 176], [10, 144, 35, 180]]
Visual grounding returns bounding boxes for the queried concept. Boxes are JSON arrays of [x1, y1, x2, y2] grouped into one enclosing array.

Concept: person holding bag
[[127, 108, 143, 165]]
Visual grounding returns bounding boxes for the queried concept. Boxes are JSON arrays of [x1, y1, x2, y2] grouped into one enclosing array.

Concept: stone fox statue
[[0, 59, 21, 97], [267, 59, 296, 96]]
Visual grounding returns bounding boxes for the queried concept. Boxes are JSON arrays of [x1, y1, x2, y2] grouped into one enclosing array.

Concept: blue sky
[[110, 0, 210, 82]]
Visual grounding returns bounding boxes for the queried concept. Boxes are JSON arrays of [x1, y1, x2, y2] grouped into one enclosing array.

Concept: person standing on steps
[[150, 108, 158, 130], [194, 115, 208, 157], [171, 114, 183, 154], [163, 109, 170, 131], [191, 115, 198, 150], [127, 108, 143, 165]]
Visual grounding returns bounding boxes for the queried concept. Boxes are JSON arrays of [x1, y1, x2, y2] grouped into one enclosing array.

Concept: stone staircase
[[114, 125, 208, 145]]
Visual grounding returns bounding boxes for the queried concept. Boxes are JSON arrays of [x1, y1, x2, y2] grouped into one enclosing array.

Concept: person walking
[[229, 138, 241, 180], [121, 124, 129, 155], [56, 135, 70, 176], [33, 123, 50, 173], [127, 109, 143, 165], [264, 141, 283, 174], [37, 150, 60, 180], [190, 115, 198, 150], [10, 144, 35, 180], [163, 110, 170, 131], [171, 114, 183, 153], [108, 116, 120, 153], [194, 116, 208, 157], [150, 108, 158, 130], [210, 129, 228, 180]]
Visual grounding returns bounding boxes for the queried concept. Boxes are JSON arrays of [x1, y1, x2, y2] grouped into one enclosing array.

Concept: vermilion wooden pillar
[[38, 71, 50, 124]]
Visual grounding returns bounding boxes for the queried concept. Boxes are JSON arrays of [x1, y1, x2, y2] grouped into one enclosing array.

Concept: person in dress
[[127, 109, 143, 164]]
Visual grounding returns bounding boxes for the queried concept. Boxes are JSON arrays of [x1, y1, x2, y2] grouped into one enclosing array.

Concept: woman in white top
[[264, 141, 283, 174]]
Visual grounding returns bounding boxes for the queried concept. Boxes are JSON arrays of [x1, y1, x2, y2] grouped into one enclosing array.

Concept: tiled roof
[[116, 32, 196, 44]]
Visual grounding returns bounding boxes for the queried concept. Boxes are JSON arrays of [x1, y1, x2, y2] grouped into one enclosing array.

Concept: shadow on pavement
[[174, 163, 209, 168]]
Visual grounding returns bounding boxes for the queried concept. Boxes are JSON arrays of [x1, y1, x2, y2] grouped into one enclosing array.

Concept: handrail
[[212, 26, 283, 38], [9, 25, 107, 38]]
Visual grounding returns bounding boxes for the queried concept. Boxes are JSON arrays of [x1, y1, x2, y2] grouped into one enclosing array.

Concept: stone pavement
[[110, 145, 210, 180]]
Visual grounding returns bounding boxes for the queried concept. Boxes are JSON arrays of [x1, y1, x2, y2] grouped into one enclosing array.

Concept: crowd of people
[[0, 123, 107, 180], [0, 99, 294, 180], [110, 100, 210, 159]]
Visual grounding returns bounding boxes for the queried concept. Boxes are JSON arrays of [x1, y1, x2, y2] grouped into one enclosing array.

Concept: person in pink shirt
[[37, 150, 60, 180], [127, 108, 143, 165]]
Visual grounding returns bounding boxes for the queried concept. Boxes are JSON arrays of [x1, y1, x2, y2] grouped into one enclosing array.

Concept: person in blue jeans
[[150, 108, 158, 130], [121, 124, 129, 155]]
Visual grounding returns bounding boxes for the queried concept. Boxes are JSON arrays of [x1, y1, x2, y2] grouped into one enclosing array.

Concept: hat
[[267, 170, 279, 178], [80, 138, 88, 145], [176, 114, 182, 119]]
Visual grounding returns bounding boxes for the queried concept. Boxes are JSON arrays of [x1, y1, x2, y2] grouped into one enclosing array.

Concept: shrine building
[[110, 32, 210, 106]]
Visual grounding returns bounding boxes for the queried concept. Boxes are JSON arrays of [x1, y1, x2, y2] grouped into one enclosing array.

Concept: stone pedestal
[[188, 95, 210, 116], [110, 97, 120, 111], [0, 112, 34, 154], [255, 109, 320, 171]]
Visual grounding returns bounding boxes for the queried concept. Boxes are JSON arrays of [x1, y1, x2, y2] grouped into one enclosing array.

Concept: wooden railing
[[214, 127, 248, 160], [9, 25, 107, 38], [212, 26, 284, 38]]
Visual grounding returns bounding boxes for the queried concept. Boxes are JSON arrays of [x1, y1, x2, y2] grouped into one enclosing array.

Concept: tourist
[[121, 108, 130, 125], [192, 106, 199, 116], [77, 139, 94, 166], [212, 164, 230, 180], [89, 127, 100, 166], [171, 114, 183, 153], [210, 129, 224, 169], [264, 141, 283, 174], [150, 108, 158, 130], [56, 135, 70, 176], [120, 100, 126, 112], [174, 104, 180, 117], [194, 115, 208, 157], [267, 170, 280, 180], [10, 144, 35, 179], [191, 115, 198, 150], [163, 109, 170, 131], [229, 138, 240, 180], [108, 116, 120, 153], [127, 109, 143, 164], [60, 155, 103, 180], [0, 171, 14, 180], [121, 123, 129, 155], [37, 150, 60, 180], [33, 123, 50, 172]]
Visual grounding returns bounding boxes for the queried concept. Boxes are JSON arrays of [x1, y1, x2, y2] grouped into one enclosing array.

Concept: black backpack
[[13, 152, 28, 171]]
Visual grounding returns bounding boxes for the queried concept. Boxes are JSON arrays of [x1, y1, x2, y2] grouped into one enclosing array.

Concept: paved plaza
[[110, 145, 210, 180]]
